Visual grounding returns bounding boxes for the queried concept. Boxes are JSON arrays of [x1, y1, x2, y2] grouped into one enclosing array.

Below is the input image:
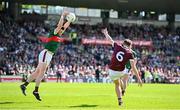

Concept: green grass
[[0, 83, 180, 110]]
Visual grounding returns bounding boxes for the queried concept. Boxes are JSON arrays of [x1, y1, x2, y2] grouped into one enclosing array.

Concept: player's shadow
[[0, 101, 33, 104], [69, 104, 98, 108], [0, 102, 14, 104]]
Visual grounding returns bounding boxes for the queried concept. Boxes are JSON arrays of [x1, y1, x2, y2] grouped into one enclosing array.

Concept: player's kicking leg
[[20, 65, 41, 96], [32, 62, 47, 101], [114, 79, 123, 106], [109, 69, 124, 106], [119, 79, 125, 96], [120, 74, 129, 96], [32, 73, 44, 101]]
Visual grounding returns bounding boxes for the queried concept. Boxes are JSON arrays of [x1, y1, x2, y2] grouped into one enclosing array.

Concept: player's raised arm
[[101, 28, 114, 46], [54, 11, 71, 36], [57, 11, 69, 27], [130, 59, 143, 86]]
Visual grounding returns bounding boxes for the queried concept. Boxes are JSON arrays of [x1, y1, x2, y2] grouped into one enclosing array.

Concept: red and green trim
[[39, 36, 64, 43]]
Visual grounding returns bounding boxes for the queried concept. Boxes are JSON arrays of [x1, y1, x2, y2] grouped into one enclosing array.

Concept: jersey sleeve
[[113, 42, 117, 47], [113, 42, 118, 50], [49, 29, 60, 37], [48, 30, 54, 36], [113, 42, 122, 48]]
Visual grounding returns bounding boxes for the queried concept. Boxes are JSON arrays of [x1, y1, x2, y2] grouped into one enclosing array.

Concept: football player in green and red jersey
[[20, 11, 72, 101]]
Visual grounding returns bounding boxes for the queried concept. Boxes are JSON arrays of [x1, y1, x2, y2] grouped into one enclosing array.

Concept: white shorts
[[38, 49, 53, 66], [108, 68, 129, 81]]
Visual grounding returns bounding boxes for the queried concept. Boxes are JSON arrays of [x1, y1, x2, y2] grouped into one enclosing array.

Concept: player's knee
[[122, 74, 129, 80], [114, 80, 120, 86], [39, 64, 47, 73], [36, 68, 40, 74]]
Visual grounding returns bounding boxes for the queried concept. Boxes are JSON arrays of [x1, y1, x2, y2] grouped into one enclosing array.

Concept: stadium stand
[[0, 13, 179, 83]]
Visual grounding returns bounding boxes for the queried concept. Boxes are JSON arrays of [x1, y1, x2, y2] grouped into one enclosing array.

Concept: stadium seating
[[0, 13, 179, 83]]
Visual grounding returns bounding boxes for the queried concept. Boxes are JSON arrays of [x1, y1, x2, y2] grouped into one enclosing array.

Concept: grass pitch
[[0, 83, 180, 110]]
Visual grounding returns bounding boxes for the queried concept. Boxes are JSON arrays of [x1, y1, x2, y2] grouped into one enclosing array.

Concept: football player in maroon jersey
[[102, 28, 142, 106]]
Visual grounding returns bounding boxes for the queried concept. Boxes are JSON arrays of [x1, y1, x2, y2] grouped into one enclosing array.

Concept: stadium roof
[[8, 0, 180, 13]]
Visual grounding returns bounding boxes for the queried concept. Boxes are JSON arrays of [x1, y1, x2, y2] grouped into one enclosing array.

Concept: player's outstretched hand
[[101, 28, 108, 35]]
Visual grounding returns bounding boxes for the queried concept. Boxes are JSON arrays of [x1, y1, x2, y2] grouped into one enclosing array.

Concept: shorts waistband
[[44, 49, 54, 55]]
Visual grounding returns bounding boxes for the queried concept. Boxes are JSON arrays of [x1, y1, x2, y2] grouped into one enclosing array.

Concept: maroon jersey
[[109, 42, 134, 71]]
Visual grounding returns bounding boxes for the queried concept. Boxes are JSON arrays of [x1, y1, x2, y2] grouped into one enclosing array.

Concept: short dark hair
[[123, 39, 132, 48]]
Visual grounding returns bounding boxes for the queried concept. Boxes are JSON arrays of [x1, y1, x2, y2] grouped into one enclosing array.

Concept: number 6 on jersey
[[116, 51, 125, 62]]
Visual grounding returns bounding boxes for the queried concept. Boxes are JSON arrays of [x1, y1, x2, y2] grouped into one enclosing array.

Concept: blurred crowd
[[0, 13, 180, 83]]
